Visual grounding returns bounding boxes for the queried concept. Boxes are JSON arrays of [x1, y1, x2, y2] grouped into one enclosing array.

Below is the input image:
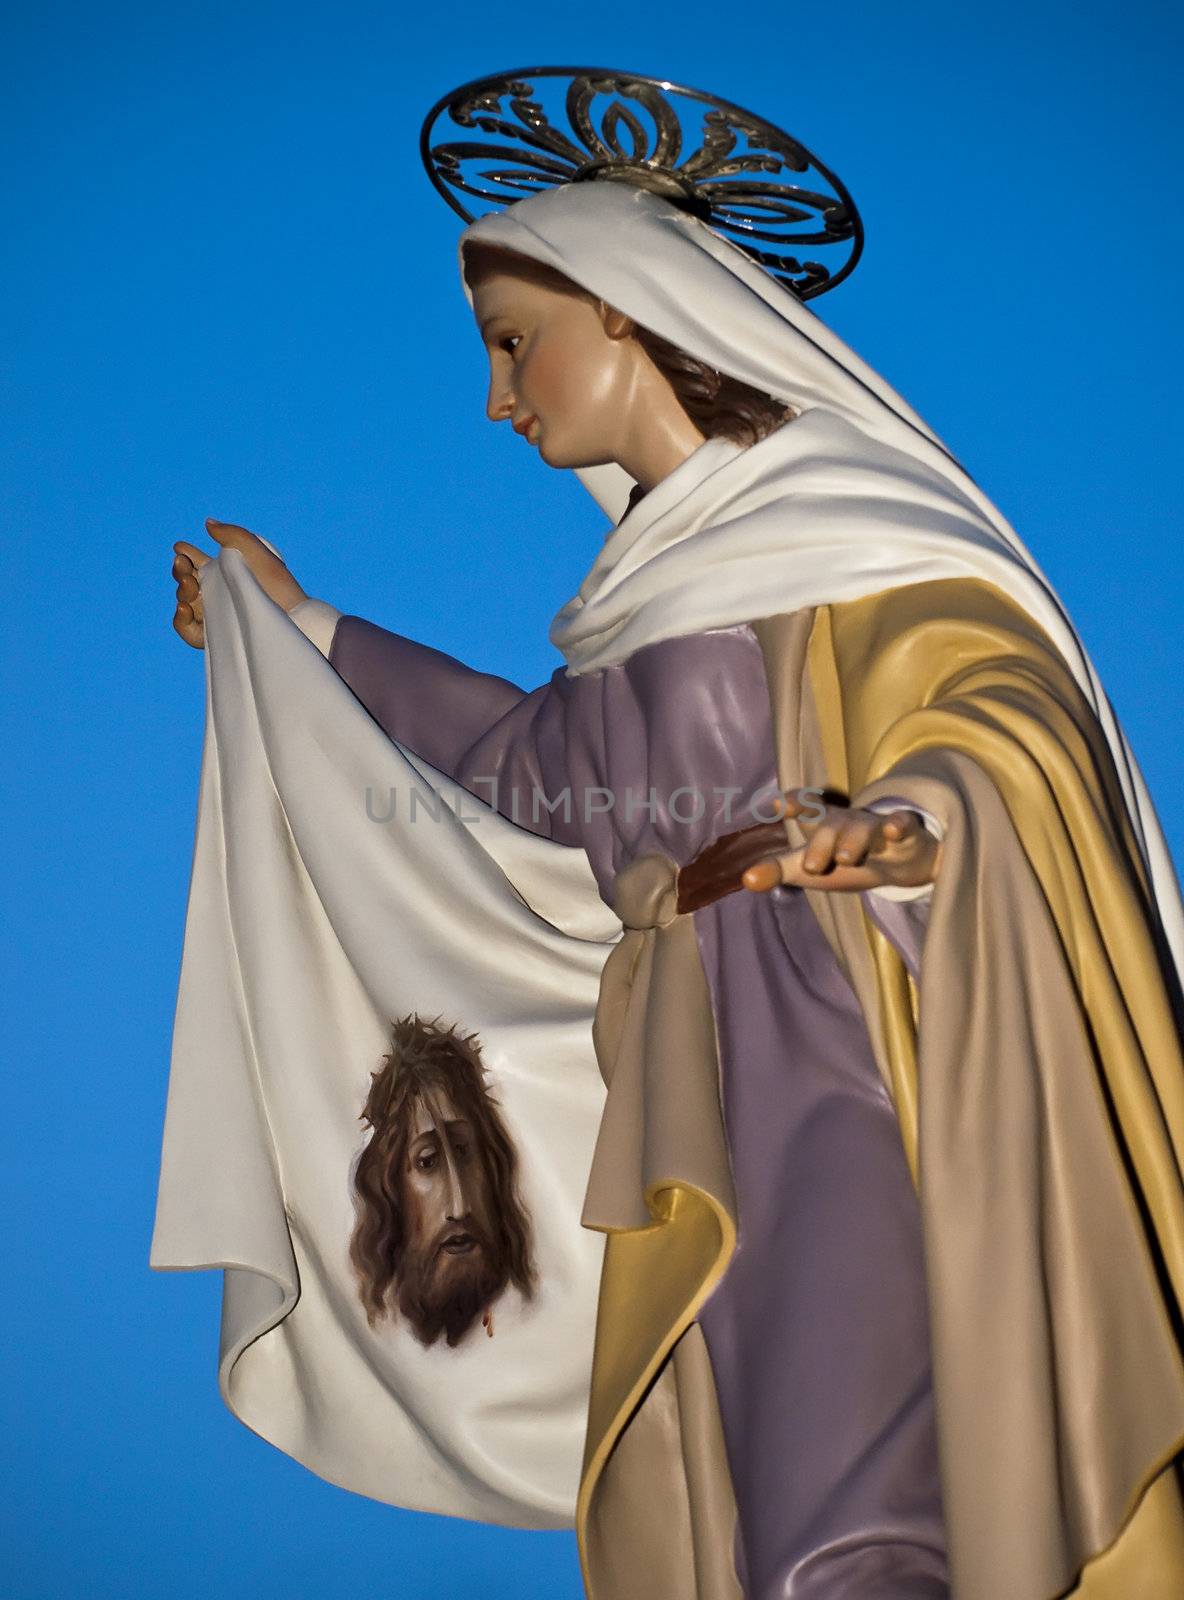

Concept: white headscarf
[[457, 180, 1184, 983]]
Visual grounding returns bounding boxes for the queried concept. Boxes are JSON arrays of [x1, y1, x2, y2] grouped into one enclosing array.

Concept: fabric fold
[[773, 577, 1184, 1599], [577, 852, 740, 1598]]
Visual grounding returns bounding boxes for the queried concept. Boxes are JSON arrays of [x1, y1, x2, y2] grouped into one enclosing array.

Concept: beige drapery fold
[[778, 577, 1184, 1600], [576, 853, 741, 1599], [576, 579, 1184, 1600]]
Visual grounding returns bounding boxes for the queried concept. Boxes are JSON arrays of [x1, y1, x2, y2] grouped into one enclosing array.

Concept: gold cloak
[[576, 577, 1184, 1600]]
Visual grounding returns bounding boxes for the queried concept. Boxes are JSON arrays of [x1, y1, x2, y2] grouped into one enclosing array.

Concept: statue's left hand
[[170, 519, 308, 650], [741, 789, 941, 895]]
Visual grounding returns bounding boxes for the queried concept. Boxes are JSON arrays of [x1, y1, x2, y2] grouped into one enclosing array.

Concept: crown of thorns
[[419, 65, 863, 301]]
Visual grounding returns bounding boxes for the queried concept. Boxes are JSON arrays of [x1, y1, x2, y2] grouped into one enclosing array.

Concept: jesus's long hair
[[349, 1014, 537, 1328]]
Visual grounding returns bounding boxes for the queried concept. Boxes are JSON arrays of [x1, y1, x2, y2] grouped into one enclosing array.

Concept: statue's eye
[[415, 1148, 438, 1173]]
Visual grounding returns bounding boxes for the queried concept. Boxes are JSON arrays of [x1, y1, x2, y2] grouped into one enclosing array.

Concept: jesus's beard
[[395, 1227, 509, 1348]]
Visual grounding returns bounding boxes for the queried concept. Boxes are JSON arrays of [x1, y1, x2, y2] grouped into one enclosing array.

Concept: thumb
[[204, 517, 256, 549], [205, 518, 286, 565]]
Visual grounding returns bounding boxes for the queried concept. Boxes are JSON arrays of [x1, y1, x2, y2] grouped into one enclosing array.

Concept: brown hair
[[461, 239, 799, 452], [349, 1014, 536, 1327]]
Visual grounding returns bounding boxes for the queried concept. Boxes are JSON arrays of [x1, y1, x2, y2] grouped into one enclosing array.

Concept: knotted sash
[[578, 854, 741, 1600]]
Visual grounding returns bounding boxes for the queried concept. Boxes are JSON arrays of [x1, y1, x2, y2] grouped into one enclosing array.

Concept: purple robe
[[327, 613, 949, 1599]]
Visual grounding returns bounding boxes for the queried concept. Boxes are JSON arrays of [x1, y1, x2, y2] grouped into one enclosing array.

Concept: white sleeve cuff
[[287, 597, 341, 659], [866, 878, 934, 904], [862, 798, 941, 902]]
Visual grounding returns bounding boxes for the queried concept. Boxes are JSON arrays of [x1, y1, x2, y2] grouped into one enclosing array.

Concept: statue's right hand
[[171, 519, 308, 650]]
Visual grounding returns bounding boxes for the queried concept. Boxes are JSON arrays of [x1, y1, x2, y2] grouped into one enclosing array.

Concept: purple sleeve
[[327, 615, 575, 841], [328, 617, 526, 773]]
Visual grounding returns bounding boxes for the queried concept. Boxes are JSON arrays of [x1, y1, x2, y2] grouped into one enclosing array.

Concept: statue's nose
[[443, 1149, 467, 1220], [486, 369, 513, 423]]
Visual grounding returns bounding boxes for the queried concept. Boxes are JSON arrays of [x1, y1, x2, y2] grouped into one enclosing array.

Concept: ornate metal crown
[[419, 66, 863, 301]]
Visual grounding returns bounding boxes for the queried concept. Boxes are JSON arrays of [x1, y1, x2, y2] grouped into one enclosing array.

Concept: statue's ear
[[599, 301, 636, 341]]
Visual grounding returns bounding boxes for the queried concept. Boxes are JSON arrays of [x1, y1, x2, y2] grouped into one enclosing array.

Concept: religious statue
[[156, 67, 1184, 1600]]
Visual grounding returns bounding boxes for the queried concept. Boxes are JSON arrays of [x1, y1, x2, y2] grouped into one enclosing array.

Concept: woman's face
[[471, 268, 641, 470]]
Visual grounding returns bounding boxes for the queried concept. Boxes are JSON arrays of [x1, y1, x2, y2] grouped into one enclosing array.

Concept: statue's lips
[[438, 1231, 477, 1255]]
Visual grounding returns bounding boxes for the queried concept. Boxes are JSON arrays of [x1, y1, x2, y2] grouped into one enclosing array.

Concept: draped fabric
[[152, 550, 615, 1525], [766, 583, 1184, 1599]]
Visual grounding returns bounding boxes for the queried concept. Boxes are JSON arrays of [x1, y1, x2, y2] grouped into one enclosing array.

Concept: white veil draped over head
[[457, 180, 1184, 984]]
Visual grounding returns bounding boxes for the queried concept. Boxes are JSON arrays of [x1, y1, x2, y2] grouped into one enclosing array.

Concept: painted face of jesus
[[403, 1089, 494, 1253], [394, 1087, 503, 1346], [471, 268, 640, 471]]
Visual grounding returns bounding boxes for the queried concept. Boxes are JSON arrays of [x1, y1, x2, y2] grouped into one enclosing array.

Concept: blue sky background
[[3, 3, 1181, 1596]]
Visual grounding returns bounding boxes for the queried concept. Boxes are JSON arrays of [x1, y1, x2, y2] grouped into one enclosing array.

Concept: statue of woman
[[162, 177, 1184, 1600]]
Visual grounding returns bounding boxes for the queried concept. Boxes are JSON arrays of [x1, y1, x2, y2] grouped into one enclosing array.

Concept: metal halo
[[419, 65, 863, 301]]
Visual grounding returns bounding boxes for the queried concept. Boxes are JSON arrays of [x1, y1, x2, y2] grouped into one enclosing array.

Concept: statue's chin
[[537, 435, 616, 472], [397, 1244, 507, 1348]]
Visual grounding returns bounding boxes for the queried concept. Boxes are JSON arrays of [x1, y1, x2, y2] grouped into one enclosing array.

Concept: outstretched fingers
[[740, 798, 939, 894]]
